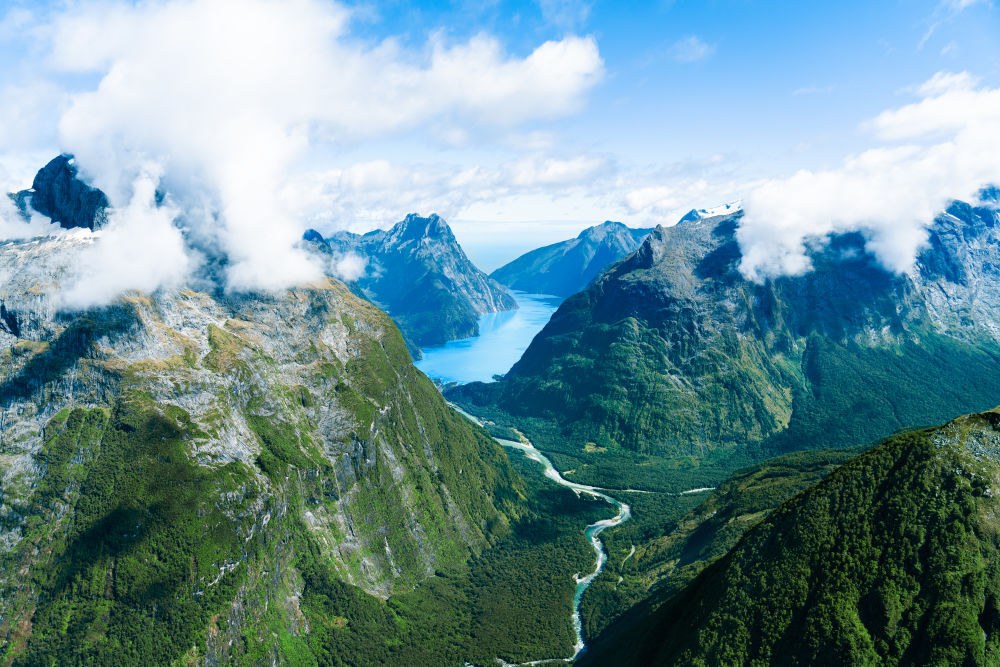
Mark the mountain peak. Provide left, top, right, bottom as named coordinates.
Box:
left=577, top=220, right=627, bottom=240
left=492, top=220, right=654, bottom=297
left=302, top=228, right=326, bottom=244
left=394, top=213, right=453, bottom=242
left=677, top=200, right=743, bottom=224
left=325, top=212, right=515, bottom=349
left=14, top=154, right=109, bottom=231
left=302, top=228, right=333, bottom=255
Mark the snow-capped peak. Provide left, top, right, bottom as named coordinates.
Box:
left=678, top=200, right=743, bottom=224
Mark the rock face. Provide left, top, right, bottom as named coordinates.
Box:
left=582, top=408, right=1000, bottom=666
left=12, top=155, right=109, bottom=230
left=452, top=194, right=1000, bottom=456
left=490, top=220, right=652, bottom=297
left=0, top=232, right=525, bottom=664
left=328, top=213, right=516, bottom=350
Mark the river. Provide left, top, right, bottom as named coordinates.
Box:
left=431, top=294, right=706, bottom=662
left=450, top=405, right=630, bottom=664
left=415, top=291, right=563, bottom=384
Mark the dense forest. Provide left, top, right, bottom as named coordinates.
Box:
left=0, top=394, right=615, bottom=666
left=580, top=411, right=1000, bottom=666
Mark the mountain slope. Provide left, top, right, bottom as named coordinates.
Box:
left=490, top=220, right=652, bottom=297
left=11, top=155, right=109, bottom=230
left=325, top=213, right=516, bottom=350
left=580, top=446, right=861, bottom=641
left=451, top=195, right=1000, bottom=466
left=0, top=232, right=527, bottom=664
left=581, top=408, right=1000, bottom=666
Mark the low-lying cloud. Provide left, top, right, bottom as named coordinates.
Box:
left=0, top=194, right=59, bottom=240
left=61, top=167, right=190, bottom=309
left=737, top=71, right=1000, bottom=281
left=3, top=0, right=603, bottom=306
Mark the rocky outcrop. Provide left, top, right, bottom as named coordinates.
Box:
left=12, top=155, right=109, bottom=230
left=328, top=213, right=517, bottom=350
left=490, top=220, right=652, bottom=297
left=0, top=232, right=526, bottom=663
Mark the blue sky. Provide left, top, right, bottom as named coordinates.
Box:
left=355, top=0, right=998, bottom=154
left=0, top=0, right=998, bottom=277
left=342, top=0, right=1000, bottom=267
left=341, top=0, right=999, bottom=168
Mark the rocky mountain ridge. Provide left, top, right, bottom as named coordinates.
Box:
left=490, top=220, right=652, bottom=298
left=451, top=191, right=1000, bottom=463
left=322, top=213, right=516, bottom=351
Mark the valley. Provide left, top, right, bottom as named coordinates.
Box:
left=1, top=6, right=998, bottom=659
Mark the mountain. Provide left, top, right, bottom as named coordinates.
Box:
left=0, top=231, right=530, bottom=664
left=322, top=213, right=516, bottom=351
left=11, top=155, right=109, bottom=230
left=581, top=408, right=1000, bottom=666
left=450, top=193, right=1000, bottom=482
left=490, top=220, right=652, bottom=297
left=580, top=446, right=861, bottom=641
left=675, top=200, right=742, bottom=224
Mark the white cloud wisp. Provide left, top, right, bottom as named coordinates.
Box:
left=737, top=71, right=1000, bottom=281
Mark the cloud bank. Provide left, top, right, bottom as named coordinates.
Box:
left=6, top=0, right=603, bottom=304
left=737, top=71, right=1000, bottom=281
left=61, top=166, right=190, bottom=309
left=284, top=154, right=612, bottom=230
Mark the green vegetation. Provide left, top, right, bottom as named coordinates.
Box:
left=0, top=284, right=563, bottom=665
left=765, top=333, right=1000, bottom=453
left=0, top=347, right=609, bottom=665
left=295, top=453, right=610, bottom=665
left=579, top=446, right=861, bottom=642
left=450, top=330, right=1000, bottom=497
left=5, top=395, right=257, bottom=666
left=450, top=215, right=1000, bottom=492
left=447, top=402, right=753, bottom=494
left=581, top=411, right=1000, bottom=666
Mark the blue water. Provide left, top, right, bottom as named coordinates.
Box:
left=415, top=290, right=563, bottom=384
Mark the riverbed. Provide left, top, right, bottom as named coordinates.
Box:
left=450, top=405, right=629, bottom=663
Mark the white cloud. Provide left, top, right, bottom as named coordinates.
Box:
left=911, top=70, right=980, bottom=97
left=330, top=252, right=367, bottom=282
left=737, top=71, right=1000, bottom=281
left=6, top=0, right=602, bottom=305
left=921, top=0, right=991, bottom=48
left=668, top=36, right=715, bottom=63
left=0, top=82, right=67, bottom=151
left=507, top=155, right=609, bottom=186
left=0, top=193, right=60, bottom=240
left=623, top=167, right=752, bottom=226
left=60, top=167, right=192, bottom=309
left=283, top=153, right=611, bottom=230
